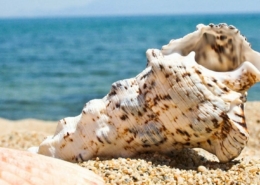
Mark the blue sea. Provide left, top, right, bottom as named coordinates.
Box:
left=1, top=14, right=260, bottom=120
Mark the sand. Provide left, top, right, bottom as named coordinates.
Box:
left=1, top=102, right=260, bottom=184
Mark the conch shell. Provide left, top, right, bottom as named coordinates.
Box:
left=32, top=23, right=260, bottom=162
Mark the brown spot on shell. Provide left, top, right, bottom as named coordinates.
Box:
left=108, top=90, right=117, bottom=96
left=220, top=35, right=227, bottom=40
left=126, top=137, right=134, bottom=144
left=148, top=114, right=156, bottom=119
left=164, top=104, right=169, bottom=110
left=78, top=153, right=84, bottom=162
left=212, top=118, right=220, bottom=128
left=152, top=50, right=156, bottom=57
left=159, top=64, right=164, bottom=70
left=233, top=120, right=247, bottom=129
left=162, top=94, right=171, bottom=100
left=206, top=127, right=212, bottom=133
left=159, top=137, right=168, bottom=144
left=63, top=132, right=70, bottom=140
left=97, top=136, right=104, bottom=143
left=115, top=103, right=120, bottom=108
left=195, top=69, right=202, bottom=75
left=207, top=83, right=213, bottom=87
left=142, top=144, right=151, bottom=148
left=223, top=87, right=229, bottom=92
left=120, top=114, right=129, bottom=121
left=176, top=129, right=190, bottom=137
left=60, top=143, right=66, bottom=149
left=182, top=72, right=191, bottom=78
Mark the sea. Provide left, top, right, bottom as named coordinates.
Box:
left=1, top=14, right=260, bottom=120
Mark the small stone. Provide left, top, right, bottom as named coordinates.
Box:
left=108, top=174, right=116, bottom=180
left=177, top=176, right=184, bottom=184
left=198, top=165, right=207, bottom=172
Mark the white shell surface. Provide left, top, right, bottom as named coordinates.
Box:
left=33, top=24, right=260, bottom=163
left=0, top=147, right=105, bottom=185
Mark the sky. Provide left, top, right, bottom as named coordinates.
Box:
left=0, top=0, right=260, bottom=18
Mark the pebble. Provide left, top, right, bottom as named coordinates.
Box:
left=198, top=165, right=207, bottom=172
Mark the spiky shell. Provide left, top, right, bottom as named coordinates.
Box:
left=32, top=24, right=260, bottom=163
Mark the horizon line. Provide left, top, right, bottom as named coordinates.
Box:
left=1, top=11, right=260, bottom=20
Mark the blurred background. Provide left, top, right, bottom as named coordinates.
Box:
left=1, top=0, right=260, bottom=120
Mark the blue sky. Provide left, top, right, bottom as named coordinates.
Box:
left=1, top=0, right=260, bottom=18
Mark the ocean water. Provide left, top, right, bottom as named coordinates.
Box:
left=1, top=14, right=260, bottom=120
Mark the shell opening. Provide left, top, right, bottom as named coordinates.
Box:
left=162, top=23, right=260, bottom=72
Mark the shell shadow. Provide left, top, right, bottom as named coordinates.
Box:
left=90, top=148, right=239, bottom=171
left=131, top=148, right=239, bottom=171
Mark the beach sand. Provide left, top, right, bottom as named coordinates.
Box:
left=1, top=102, right=260, bottom=184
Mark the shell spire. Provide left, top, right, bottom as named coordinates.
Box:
left=30, top=23, right=260, bottom=163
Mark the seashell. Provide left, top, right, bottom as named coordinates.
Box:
left=0, top=147, right=105, bottom=185
left=32, top=24, right=260, bottom=162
